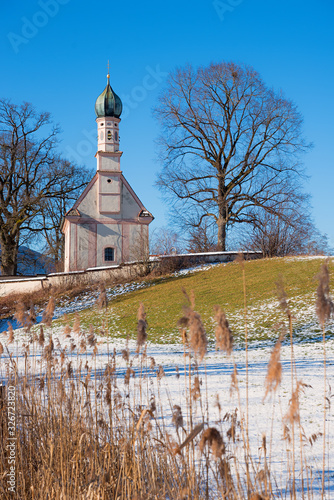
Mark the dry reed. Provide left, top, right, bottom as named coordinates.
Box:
left=136, top=302, right=147, bottom=351
left=315, top=259, right=333, bottom=499
left=41, top=296, right=55, bottom=326
left=0, top=264, right=332, bottom=499
left=214, top=305, right=234, bottom=355
left=178, top=289, right=207, bottom=362
left=263, top=333, right=284, bottom=401
left=199, top=427, right=225, bottom=459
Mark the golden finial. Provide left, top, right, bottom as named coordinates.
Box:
left=107, top=60, right=110, bottom=82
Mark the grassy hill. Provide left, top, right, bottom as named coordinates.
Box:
left=56, top=256, right=334, bottom=345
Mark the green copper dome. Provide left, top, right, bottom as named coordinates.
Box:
left=95, top=75, right=122, bottom=118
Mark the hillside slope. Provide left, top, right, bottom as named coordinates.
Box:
left=56, top=256, right=334, bottom=345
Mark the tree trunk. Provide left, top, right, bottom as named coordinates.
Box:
left=217, top=217, right=227, bottom=251
left=217, top=178, right=227, bottom=251
left=0, top=234, right=19, bottom=276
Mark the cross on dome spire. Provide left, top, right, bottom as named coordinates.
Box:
left=95, top=66, right=123, bottom=118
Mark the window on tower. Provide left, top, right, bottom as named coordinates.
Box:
left=104, top=247, right=115, bottom=261
left=107, top=130, right=112, bottom=140
left=115, top=131, right=118, bottom=141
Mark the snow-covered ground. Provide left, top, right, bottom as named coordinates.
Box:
left=0, top=322, right=333, bottom=498
left=0, top=256, right=333, bottom=497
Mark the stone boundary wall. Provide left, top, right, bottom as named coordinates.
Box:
left=157, top=250, right=261, bottom=264
left=0, top=251, right=262, bottom=298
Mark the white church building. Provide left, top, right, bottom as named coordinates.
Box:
left=61, top=73, right=153, bottom=272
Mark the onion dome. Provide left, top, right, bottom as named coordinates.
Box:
left=95, top=73, right=122, bottom=118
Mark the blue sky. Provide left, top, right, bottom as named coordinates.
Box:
left=1, top=0, right=334, bottom=247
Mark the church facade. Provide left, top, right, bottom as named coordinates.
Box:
left=61, top=74, right=153, bottom=272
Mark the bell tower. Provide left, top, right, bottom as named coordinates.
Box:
left=95, top=67, right=123, bottom=172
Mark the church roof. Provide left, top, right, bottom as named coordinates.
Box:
left=95, top=74, right=122, bottom=118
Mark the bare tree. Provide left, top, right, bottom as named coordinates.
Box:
left=154, top=62, right=310, bottom=251
left=31, top=169, right=92, bottom=271
left=186, top=219, right=217, bottom=253
left=132, top=227, right=150, bottom=269
left=150, top=227, right=183, bottom=255
left=240, top=193, right=331, bottom=257
left=0, top=99, right=89, bottom=275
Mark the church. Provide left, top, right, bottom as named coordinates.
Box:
left=61, top=73, right=153, bottom=272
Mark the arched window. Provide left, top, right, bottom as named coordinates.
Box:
left=107, top=130, right=112, bottom=141
left=115, top=131, right=118, bottom=141
left=104, top=247, right=114, bottom=261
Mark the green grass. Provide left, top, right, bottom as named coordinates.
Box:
left=55, top=256, right=334, bottom=344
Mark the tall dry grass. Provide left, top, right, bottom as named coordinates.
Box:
left=0, top=260, right=332, bottom=499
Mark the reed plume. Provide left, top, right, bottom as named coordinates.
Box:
left=263, top=333, right=285, bottom=401
left=42, top=296, right=55, bottom=326
left=64, top=324, right=72, bottom=338
left=124, top=367, right=135, bottom=385
left=191, top=376, right=201, bottom=401
left=44, top=336, right=54, bottom=361
left=284, top=380, right=303, bottom=425
left=121, top=348, right=130, bottom=362
left=14, top=300, right=28, bottom=327
left=316, top=259, right=333, bottom=327
left=199, top=427, right=225, bottom=459
left=7, top=323, right=14, bottom=344
left=96, top=283, right=108, bottom=310
left=157, top=365, right=165, bottom=380
left=230, top=365, right=239, bottom=397
left=87, top=325, right=97, bottom=348
left=178, top=289, right=207, bottom=362
left=136, top=302, right=147, bottom=350
left=214, top=305, right=233, bottom=355
left=172, top=405, right=184, bottom=431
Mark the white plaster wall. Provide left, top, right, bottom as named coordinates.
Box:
left=121, top=185, right=141, bottom=219
left=99, top=174, right=120, bottom=194
left=96, top=223, right=122, bottom=266
left=0, top=279, right=48, bottom=296
left=64, top=224, right=70, bottom=273
left=99, top=155, right=120, bottom=171
left=0, top=263, right=151, bottom=297
left=76, top=175, right=142, bottom=222
left=76, top=224, right=90, bottom=270
left=77, top=179, right=99, bottom=219
left=100, top=195, right=120, bottom=213
left=69, top=224, right=77, bottom=271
